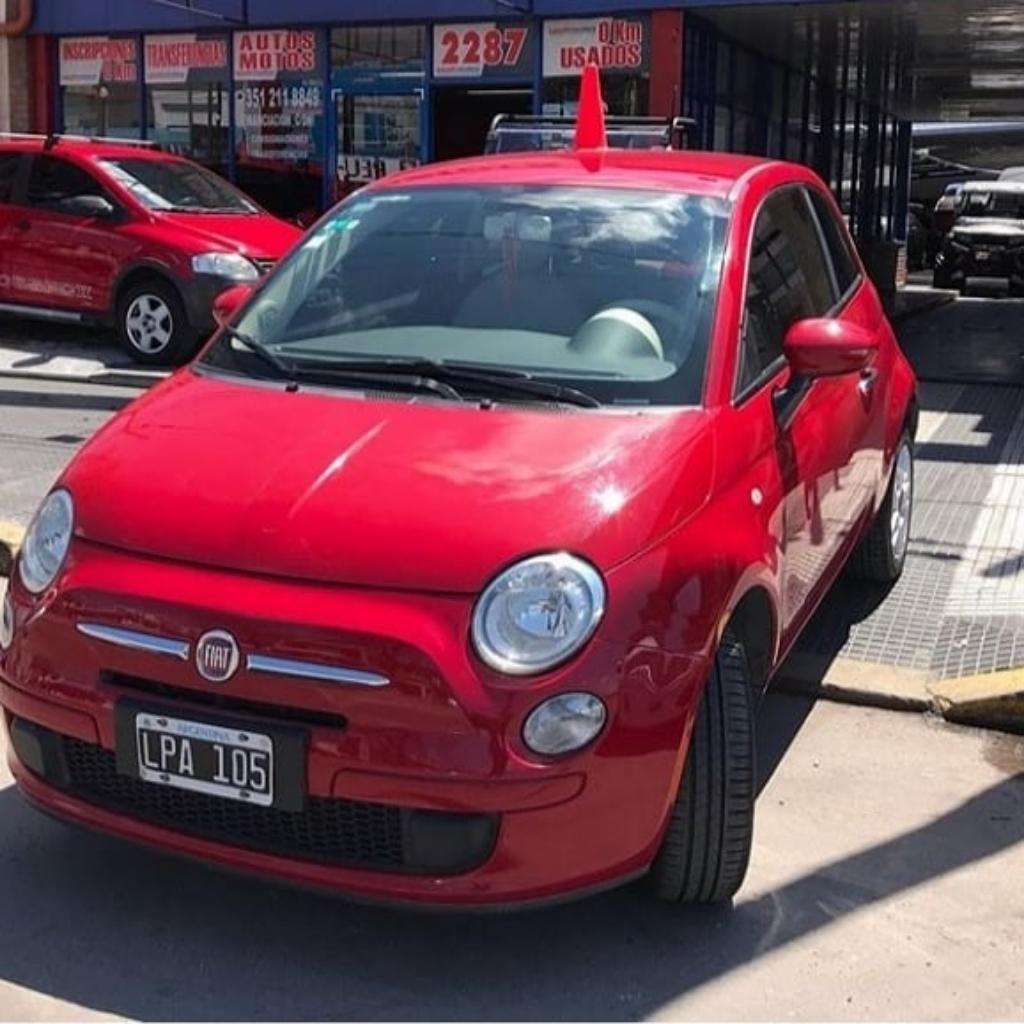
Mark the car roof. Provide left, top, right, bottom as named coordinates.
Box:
left=0, top=136, right=182, bottom=162
left=961, top=179, right=1024, bottom=195
left=369, top=148, right=781, bottom=201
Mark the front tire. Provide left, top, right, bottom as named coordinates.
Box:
left=648, top=632, right=755, bottom=904
left=117, top=279, right=197, bottom=366
left=850, top=433, right=914, bottom=584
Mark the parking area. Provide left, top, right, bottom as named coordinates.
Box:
left=0, top=293, right=1022, bottom=1019
left=0, top=694, right=1021, bottom=1021
left=779, top=293, right=1024, bottom=717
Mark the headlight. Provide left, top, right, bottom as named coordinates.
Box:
left=471, top=553, right=605, bottom=676
left=19, top=489, right=74, bottom=594
left=191, top=252, right=258, bottom=281
left=0, top=589, right=13, bottom=650
left=523, top=692, right=607, bottom=756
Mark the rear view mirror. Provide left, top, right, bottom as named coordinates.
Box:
left=213, top=284, right=254, bottom=326
left=783, top=318, right=877, bottom=378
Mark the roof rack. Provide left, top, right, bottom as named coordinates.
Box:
left=0, top=132, right=159, bottom=150
left=485, top=114, right=697, bottom=155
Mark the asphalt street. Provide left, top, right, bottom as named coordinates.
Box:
left=0, top=315, right=1023, bottom=1020
left=0, top=693, right=1020, bottom=1021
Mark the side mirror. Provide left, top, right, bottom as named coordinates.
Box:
left=57, top=194, right=117, bottom=219
left=782, top=318, right=877, bottom=378
left=213, top=283, right=254, bottom=325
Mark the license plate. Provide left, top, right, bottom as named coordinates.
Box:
left=136, top=712, right=274, bottom=806
left=115, top=700, right=306, bottom=812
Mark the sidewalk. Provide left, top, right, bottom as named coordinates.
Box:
left=0, top=320, right=164, bottom=389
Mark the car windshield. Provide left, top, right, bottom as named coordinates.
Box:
left=99, top=158, right=257, bottom=213
left=203, top=185, right=729, bottom=407
left=959, top=190, right=1024, bottom=221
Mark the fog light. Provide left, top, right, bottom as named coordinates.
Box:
left=522, top=692, right=606, bottom=756
left=0, top=589, right=13, bottom=650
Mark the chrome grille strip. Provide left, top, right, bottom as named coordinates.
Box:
left=76, top=623, right=190, bottom=661
left=246, top=654, right=389, bottom=688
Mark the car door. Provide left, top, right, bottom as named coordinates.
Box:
left=11, top=154, right=128, bottom=314
left=737, top=185, right=875, bottom=639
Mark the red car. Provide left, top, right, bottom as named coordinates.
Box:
left=0, top=71, right=916, bottom=909
left=0, top=135, right=301, bottom=364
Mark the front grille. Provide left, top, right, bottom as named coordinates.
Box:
left=11, top=726, right=499, bottom=876
left=62, top=736, right=408, bottom=869
left=102, top=672, right=347, bottom=731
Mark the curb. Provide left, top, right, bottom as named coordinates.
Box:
left=0, top=367, right=164, bottom=390
left=0, top=521, right=24, bottom=579
left=776, top=653, right=1024, bottom=734
left=774, top=654, right=931, bottom=712
left=891, top=288, right=957, bottom=324
left=930, top=669, right=1024, bottom=734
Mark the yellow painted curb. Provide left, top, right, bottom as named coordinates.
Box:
left=0, top=520, right=24, bottom=578
left=929, top=669, right=1024, bottom=731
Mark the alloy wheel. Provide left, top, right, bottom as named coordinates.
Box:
left=125, top=294, right=174, bottom=355
left=889, top=442, right=913, bottom=563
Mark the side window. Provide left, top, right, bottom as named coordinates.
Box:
left=737, top=188, right=837, bottom=396
left=0, top=154, right=21, bottom=203
left=808, top=188, right=860, bottom=297
left=25, top=156, right=106, bottom=212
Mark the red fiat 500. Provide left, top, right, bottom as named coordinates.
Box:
left=1, top=72, right=916, bottom=909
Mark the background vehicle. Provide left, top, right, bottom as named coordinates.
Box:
left=933, top=179, right=1024, bottom=293
left=1, top=72, right=917, bottom=909
left=0, top=134, right=301, bottom=364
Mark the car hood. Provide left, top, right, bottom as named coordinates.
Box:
left=63, top=370, right=714, bottom=593
left=954, top=218, right=1024, bottom=239
left=153, top=211, right=302, bottom=258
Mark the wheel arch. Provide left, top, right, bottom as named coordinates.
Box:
left=111, top=260, right=185, bottom=321
left=720, top=581, right=779, bottom=689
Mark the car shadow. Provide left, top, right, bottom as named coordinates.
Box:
left=0, top=696, right=1020, bottom=1022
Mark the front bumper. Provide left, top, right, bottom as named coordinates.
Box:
left=1, top=539, right=706, bottom=907
left=937, top=243, right=1024, bottom=281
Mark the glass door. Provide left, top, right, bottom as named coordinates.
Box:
left=333, top=90, right=425, bottom=199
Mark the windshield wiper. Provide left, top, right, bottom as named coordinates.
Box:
left=287, top=356, right=602, bottom=409
left=222, top=324, right=295, bottom=379
left=223, top=336, right=464, bottom=401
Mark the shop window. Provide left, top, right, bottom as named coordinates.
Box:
left=59, top=36, right=141, bottom=139
left=541, top=16, right=651, bottom=117
left=233, top=29, right=325, bottom=223
left=336, top=93, right=421, bottom=192
left=330, top=25, right=425, bottom=73
left=144, top=34, right=231, bottom=177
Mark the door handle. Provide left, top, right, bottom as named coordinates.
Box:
left=858, top=367, right=878, bottom=397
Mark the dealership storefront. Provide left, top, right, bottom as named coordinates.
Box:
left=22, top=0, right=915, bottom=286
left=43, top=11, right=678, bottom=222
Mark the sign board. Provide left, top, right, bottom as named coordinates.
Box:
left=59, top=36, right=138, bottom=87
left=144, top=34, right=228, bottom=86
left=233, top=30, right=318, bottom=81
left=433, top=22, right=534, bottom=79
left=233, top=29, right=323, bottom=165
left=542, top=17, right=650, bottom=78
